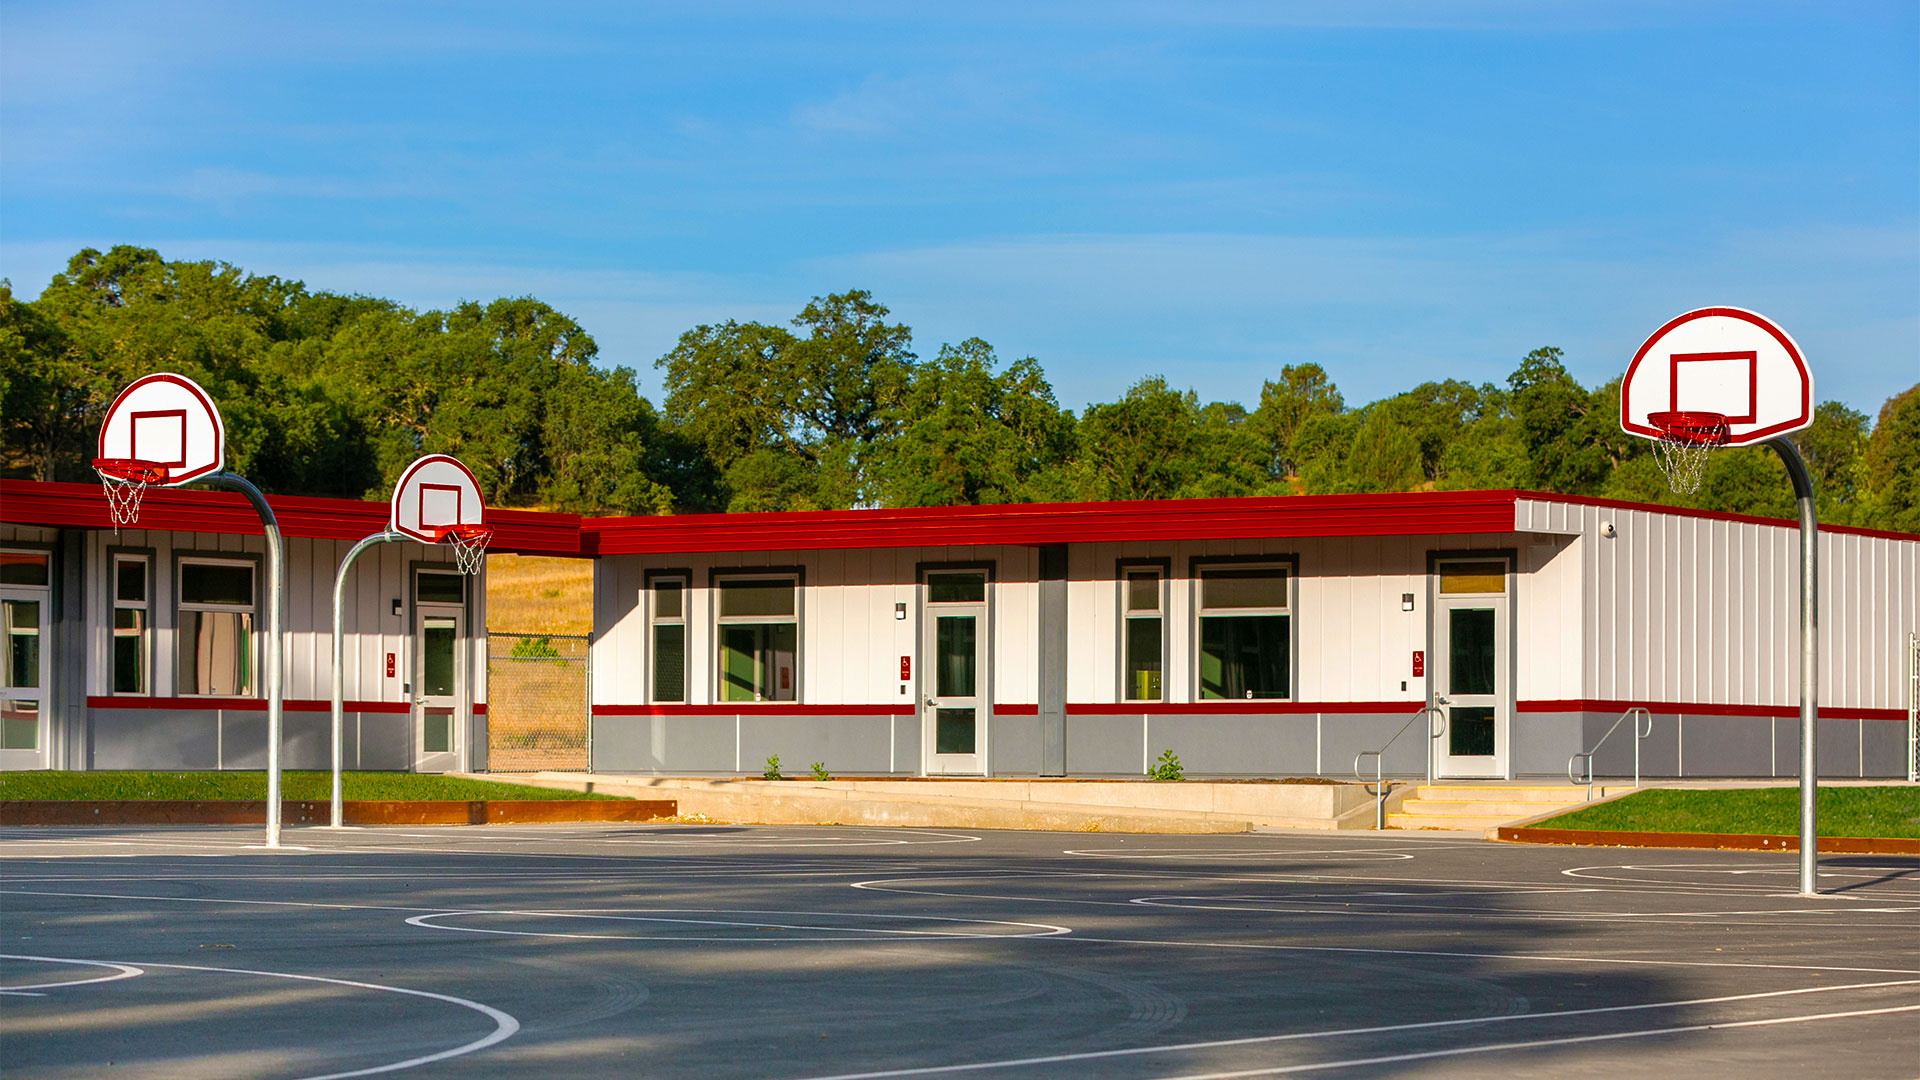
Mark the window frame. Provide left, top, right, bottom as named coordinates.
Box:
left=645, top=568, right=692, bottom=704
left=173, top=552, right=261, bottom=698
left=109, top=548, right=153, bottom=696
left=708, top=566, right=804, bottom=704
left=1188, top=554, right=1299, bottom=703
left=1117, top=558, right=1170, bottom=702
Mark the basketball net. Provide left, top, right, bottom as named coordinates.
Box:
left=1646, top=411, right=1728, bottom=495
left=92, top=458, right=168, bottom=530
left=437, top=523, right=493, bottom=575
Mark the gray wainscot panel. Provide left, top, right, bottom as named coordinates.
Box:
left=89, top=709, right=219, bottom=770
left=990, top=712, right=1042, bottom=776
left=1322, top=712, right=1434, bottom=777
left=1677, top=713, right=1774, bottom=777
left=1155, top=713, right=1316, bottom=777
left=1510, top=712, right=1583, bottom=778
left=1063, top=714, right=1143, bottom=775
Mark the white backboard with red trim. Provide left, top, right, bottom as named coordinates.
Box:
left=97, top=372, right=225, bottom=486
left=1621, top=307, right=1813, bottom=447
left=390, top=454, right=485, bottom=542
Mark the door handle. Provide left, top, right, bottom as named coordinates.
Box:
left=924, top=698, right=938, bottom=708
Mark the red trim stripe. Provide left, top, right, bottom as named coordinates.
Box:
left=87, top=696, right=490, bottom=715
left=593, top=704, right=912, bottom=717
left=1517, top=699, right=1905, bottom=722
left=591, top=699, right=1907, bottom=722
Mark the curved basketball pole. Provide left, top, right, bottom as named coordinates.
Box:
left=327, top=530, right=407, bottom=829
left=199, top=472, right=287, bottom=848
left=1766, top=436, right=1820, bottom=897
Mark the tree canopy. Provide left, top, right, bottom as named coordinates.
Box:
left=3, top=246, right=1915, bottom=532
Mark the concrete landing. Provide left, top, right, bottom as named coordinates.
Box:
left=469, top=773, right=1404, bottom=833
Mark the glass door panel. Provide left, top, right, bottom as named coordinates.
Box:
left=0, top=591, right=48, bottom=767
left=1436, top=599, right=1505, bottom=778
left=923, top=591, right=987, bottom=775
left=414, top=610, right=462, bottom=773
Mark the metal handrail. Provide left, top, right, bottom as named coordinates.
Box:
left=1567, top=707, right=1654, bottom=800
left=1353, top=704, right=1446, bottom=830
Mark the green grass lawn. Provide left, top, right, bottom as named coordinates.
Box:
left=0, top=771, right=619, bottom=802
left=1538, top=786, right=1920, bottom=839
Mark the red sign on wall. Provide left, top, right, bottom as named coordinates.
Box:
left=386, top=652, right=396, bottom=678
left=1411, top=650, right=1425, bottom=677
left=899, top=656, right=911, bottom=681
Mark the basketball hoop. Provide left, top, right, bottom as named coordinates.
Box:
left=1646, top=411, right=1728, bottom=495
left=436, top=523, right=493, bottom=575
left=92, top=458, right=169, bottom=528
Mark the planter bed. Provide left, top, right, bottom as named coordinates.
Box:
left=0, top=798, right=677, bottom=827
left=1495, top=825, right=1920, bottom=855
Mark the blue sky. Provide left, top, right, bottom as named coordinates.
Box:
left=2, top=1, right=1915, bottom=416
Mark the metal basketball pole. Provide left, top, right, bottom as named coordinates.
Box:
left=1767, top=437, right=1819, bottom=896
left=206, top=473, right=286, bottom=849
left=329, top=531, right=405, bottom=828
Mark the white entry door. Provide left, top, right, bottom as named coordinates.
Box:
left=1433, top=559, right=1509, bottom=779
left=413, top=606, right=463, bottom=773
left=922, top=571, right=988, bottom=776
left=0, top=589, right=50, bottom=770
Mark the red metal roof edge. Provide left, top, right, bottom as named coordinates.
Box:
left=579, top=489, right=1522, bottom=554
left=1, top=479, right=581, bottom=556
left=1512, top=490, right=1920, bottom=542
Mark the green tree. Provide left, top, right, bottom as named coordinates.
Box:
left=1248, top=363, right=1344, bottom=479
left=1863, top=384, right=1920, bottom=532
left=873, top=338, right=1072, bottom=507
left=1070, top=377, right=1202, bottom=501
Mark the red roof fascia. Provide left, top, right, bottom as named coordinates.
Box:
left=580, top=489, right=1523, bottom=555
left=1, top=479, right=581, bottom=556
left=1513, top=490, right=1920, bottom=542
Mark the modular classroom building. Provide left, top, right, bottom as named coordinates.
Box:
left=4, top=480, right=1916, bottom=780
left=0, top=479, right=579, bottom=774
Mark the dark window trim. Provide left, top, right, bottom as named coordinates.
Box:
left=1187, top=553, right=1300, bottom=703
left=1424, top=547, right=1518, bottom=738
left=171, top=549, right=263, bottom=699
left=1116, top=557, right=1171, bottom=702
left=708, top=566, right=805, bottom=704
left=643, top=567, right=692, bottom=704
left=106, top=545, right=156, bottom=697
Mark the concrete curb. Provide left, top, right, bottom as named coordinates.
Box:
left=0, top=799, right=677, bottom=827
left=1494, top=825, right=1920, bottom=854
left=477, top=773, right=1409, bottom=833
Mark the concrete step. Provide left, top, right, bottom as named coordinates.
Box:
left=1397, top=799, right=1583, bottom=818
left=1413, top=785, right=1592, bottom=803
left=1385, top=812, right=1515, bottom=831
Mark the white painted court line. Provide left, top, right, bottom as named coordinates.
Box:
left=1140, top=1004, right=1920, bottom=1079
left=786, top=980, right=1920, bottom=1080
left=0, top=954, right=519, bottom=1079
left=406, top=908, right=1073, bottom=942
left=0, top=955, right=143, bottom=995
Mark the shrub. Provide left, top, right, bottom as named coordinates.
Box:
left=1148, top=750, right=1184, bottom=781
left=809, top=761, right=831, bottom=780
left=763, top=754, right=783, bottom=780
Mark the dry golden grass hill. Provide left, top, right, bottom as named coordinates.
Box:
left=485, top=553, right=592, bottom=636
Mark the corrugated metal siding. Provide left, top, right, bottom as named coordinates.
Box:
left=1517, top=497, right=1919, bottom=711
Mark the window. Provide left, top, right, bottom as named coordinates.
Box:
left=1439, top=561, right=1507, bottom=595
left=177, top=559, right=254, bottom=696
left=650, top=576, right=687, bottom=703
left=416, top=571, right=465, bottom=604
left=113, top=555, right=150, bottom=694
left=715, top=576, right=797, bottom=702
left=0, top=551, right=49, bottom=587
left=1196, top=564, right=1291, bottom=700
left=1122, top=568, right=1163, bottom=701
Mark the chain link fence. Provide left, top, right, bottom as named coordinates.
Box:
left=486, top=632, right=590, bottom=772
